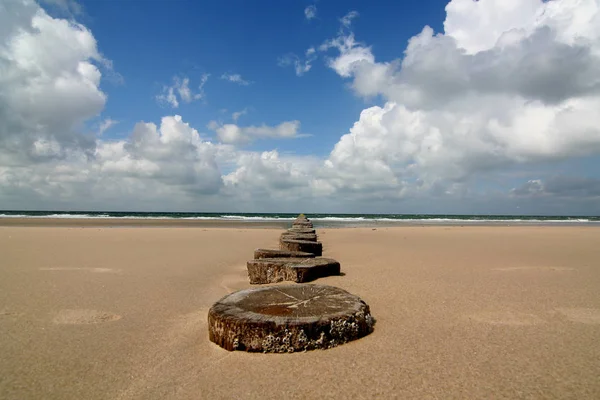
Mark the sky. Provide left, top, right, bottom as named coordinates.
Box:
left=1, top=0, right=600, bottom=215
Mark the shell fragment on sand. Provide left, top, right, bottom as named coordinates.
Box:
left=254, top=249, right=315, bottom=259
left=280, top=239, right=322, bottom=256
left=208, top=284, right=374, bottom=352
left=247, top=257, right=340, bottom=284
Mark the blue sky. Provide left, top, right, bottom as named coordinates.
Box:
left=1, top=0, right=600, bottom=214
left=86, top=0, right=445, bottom=156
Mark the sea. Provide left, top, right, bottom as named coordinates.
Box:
left=0, top=211, right=598, bottom=227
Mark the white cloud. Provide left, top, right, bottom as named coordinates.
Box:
left=232, top=108, right=247, bottom=122
left=319, top=0, right=600, bottom=196
left=224, top=150, right=312, bottom=191
left=0, top=110, right=320, bottom=210
left=443, top=0, right=600, bottom=55
left=40, top=0, right=83, bottom=16
left=320, top=33, right=374, bottom=77
left=220, top=73, right=251, bottom=86
left=156, top=74, right=209, bottom=108
left=3, top=0, right=600, bottom=213
left=156, top=86, right=178, bottom=108
left=0, top=0, right=109, bottom=164
left=209, top=120, right=302, bottom=145
left=176, top=78, right=195, bottom=103
left=304, top=5, right=317, bottom=21
left=0, top=2, right=226, bottom=208
left=278, top=11, right=362, bottom=78
left=98, top=118, right=118, bottom=136
left=0, top=115, right=225, bottom=210
left=216, top=149, right=327, bottom=211
left=511, top=176, right=600, bottom=199
left=340, top=11, right=359, bottom=28
left=99, top=115, right=222, bottom=194
left=278, top=47, right=318, bottom=76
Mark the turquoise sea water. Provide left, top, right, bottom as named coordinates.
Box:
left=0, top=211, right=598, bottom=227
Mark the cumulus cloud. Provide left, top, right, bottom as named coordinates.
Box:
left=304, top=5, right=317, bottom=21
left=0, top=0, right=109, bottom=165
left=224, top=150, right=312, bottom=192
left=319, top=0, right=600, bottom=196
left=208, top=120, right=302, bottom=145
left=320, top=32, right=374, bottom=78
left=0, top=115, right=225, bottom=210
left=3, top=0, right=600, bottom=213
left=156, top=74, right=209, bottom=108
left=220, top=73, right=251, bottom=86
left=0, top=1, right=318, bottom=211
left=0, top=1, right=225, bottom=209
left=216, top=149, right=327, bottom=211
left=99, top=115, right=222, bottom=194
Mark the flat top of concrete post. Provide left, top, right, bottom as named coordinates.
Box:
left=249, top=257, right=337, bottom=267
left=253, top=249, right=315, bottom=258
left=215, top=284, right=367, bottom=322
left=292, top=222, right=313, bottom=227
left=281, top=238, right=321, bottom=244
left=281, top=232, right=317, bottom=240
left=288, top=227, right=316, bottom=234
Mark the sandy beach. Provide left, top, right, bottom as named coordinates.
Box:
left=1, top=221, right=599, bottom=399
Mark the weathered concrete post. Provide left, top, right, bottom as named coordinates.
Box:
left=208, top=284, right=375, bottom=352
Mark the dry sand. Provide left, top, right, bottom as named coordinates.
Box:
left=1, top=222, right=599, bottom=399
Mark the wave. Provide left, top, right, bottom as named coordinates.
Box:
left=0, top=213, right=172, bottom=219
left=217, top=215, right=294, bottom=221
left=310, top=216, right=594, bottom=223
left=0, top=212, right=596, bottom=224
left=0, top=213, right=102, bottom=219
left=0, top=213, right=294, bottom=221
left=360, top=218, right=594, bottom=223
left=316, top=217, right=367, bottom=221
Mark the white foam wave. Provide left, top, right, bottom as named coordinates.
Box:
left=313, top=217, right=593, bottom=223
left=0, top=214, right=594, bottom=224
left=315, top=217, right=366, bottom=221
left=0, top=213, right=170, bottom=219
left=217, top=215, right=294, bottom=221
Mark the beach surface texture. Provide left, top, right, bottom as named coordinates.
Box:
left=1, top=221, right=599, bottom=399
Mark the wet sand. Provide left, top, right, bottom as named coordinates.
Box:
left=1, top=223, right=599, bottom=399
